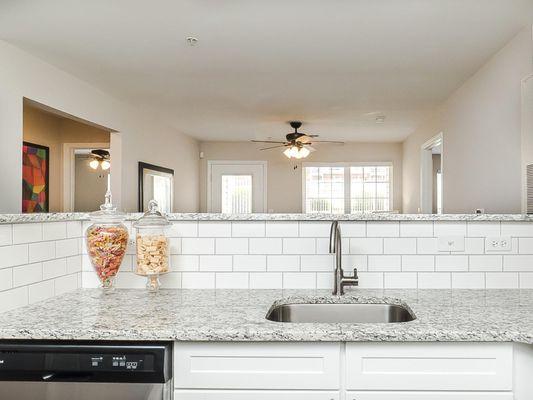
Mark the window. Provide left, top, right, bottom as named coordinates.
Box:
left=221, top=175, right=252, bottom=213
left=303, top=164, right=392, bottom=214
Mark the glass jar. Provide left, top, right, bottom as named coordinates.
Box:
left=86, top=191, right=129, bottom=292
left=133, top=200, right=171, bottom=291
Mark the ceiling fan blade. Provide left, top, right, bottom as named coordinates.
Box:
left=251, top=140, right=287, bottom=144
left=296, top=135, right=312, bottom=144
left=305, top=145, right=317, bottom=152
left=309, top=140, right=345, bottom=144
left=259, top=145, right=288, bottom=150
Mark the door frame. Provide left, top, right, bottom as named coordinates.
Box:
left=420, top=133, right=443, bottom=214
left=206, top=160, right=268, bottom=213
left=62, top=142, right=110, bottom=212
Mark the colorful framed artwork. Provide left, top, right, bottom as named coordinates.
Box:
left=22, top=141, right=49, bottom=213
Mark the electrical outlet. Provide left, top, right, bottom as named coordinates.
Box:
left=437, top=236, right=465, bottom=252
left=485, top=236, right=512, bottom=252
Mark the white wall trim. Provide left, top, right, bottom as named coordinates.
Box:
left=420, top=133, right=443, bottom=214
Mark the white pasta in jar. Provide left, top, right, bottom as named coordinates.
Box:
left=136, top=234, right=169, bottom=275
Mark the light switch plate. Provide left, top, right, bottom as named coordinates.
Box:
left=437, top=236, right=465, bottom=252
left=485, top=236, right=512, bottom=252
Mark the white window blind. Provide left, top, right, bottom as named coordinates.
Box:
left=304, top=164, right=392, bottom=214
left=221, top=175, right=252, bottom=213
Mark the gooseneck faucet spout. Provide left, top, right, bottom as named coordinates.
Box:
left=329, top=221, right=358, bottom=295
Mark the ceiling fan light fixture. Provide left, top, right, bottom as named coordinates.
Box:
left=89, top=159, right=100, bottom=169
left=299, top=147, right=310, bottom=158
left=101, top=160, right=111, bottom=170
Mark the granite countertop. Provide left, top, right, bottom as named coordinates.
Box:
left=0, top=288, right=531, bottom=343
left=2, top=212, right=533, bottom=224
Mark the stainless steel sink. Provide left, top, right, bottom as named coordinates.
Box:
left=266, top=303, right=415, bottom=323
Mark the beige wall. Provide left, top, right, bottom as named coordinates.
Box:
left=23, top=105, right=110, bottom=212
left=403, top=27, right=533, bottom=213
left=199, top=141, right=403, bottom=213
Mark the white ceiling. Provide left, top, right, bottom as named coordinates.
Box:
left=1, top=0, right=532, bottom=142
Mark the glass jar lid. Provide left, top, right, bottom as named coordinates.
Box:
left=89, top=190, right=126, bottom=223
left=133, top=200, right=171, bottom=228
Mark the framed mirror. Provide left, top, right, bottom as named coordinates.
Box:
left=138, top=162, right=174, bottom=213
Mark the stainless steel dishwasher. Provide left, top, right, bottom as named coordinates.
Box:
left=0, top=341, right=173, bottom=400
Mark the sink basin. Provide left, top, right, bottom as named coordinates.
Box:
left=266, top=303, right=415, bottom=323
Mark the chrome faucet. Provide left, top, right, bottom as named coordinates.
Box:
left=329, top=221, right=358, bottom=295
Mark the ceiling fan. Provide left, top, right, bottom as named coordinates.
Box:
left=251, top=121, right=344, bottom=159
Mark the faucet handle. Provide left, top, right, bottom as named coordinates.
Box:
left=352, top=267, right=358, bottom=279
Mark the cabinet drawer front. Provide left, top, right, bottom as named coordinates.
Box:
left=175, top=390, right=340, bottom=399
left=345, top=342, right=512, bottom=391
left=174, top=342, right=340, bottom=390
left=346, top=391, right=513, bottom=400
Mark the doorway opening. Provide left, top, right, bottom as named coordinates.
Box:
left=420, top=133, right=443, bottom=214
left=22, top=98, right=117, bottom=213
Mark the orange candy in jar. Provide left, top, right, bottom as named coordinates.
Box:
left=86, top=191, right=129, bottom=291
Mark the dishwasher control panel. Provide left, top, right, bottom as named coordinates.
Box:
left=0, top=341, right=172, bottom=383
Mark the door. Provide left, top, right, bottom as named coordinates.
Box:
left=207, top=161, right=267, bottom=213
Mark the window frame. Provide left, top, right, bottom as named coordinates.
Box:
left=301, top=161, right=394, bottom=214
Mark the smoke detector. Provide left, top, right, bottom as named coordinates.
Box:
left=375, top=115, right=386, bottom=124
left=186, top=37, right=199, bottom=46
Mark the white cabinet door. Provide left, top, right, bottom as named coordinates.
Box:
left=346, top=392, right=513, bottom=400
left=174, top=342, right=340, bottom=390
left=345, top=342, right=513, bottom=391
left=175, top=390, right=339, bottom=400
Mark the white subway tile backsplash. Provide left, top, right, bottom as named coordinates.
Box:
left=316, top=272, right=334, bottom=289
left=265, top=222, right=298, bottom=237
left=182, top=272, right=215, bottom=289
left=469, top=255, right=502, bottom=272
left=181, top=238, right=215, bottom=254
left=384, top=272, right=417, bottom=289
left=199, top=255, right=233, bottom=271
left=249, top=238, right=282, bottom=254
left=435, top=255, right=468, bottom=271
left=249, top=272, right=282, bottom=289
left=233, top=255, right=266, bottom=271
left=66, top=221, right=83, bottom=238
left=400, top=222, right=433, bottom=237
left=418, top=273, right=451, bottom=289
left=0, top=268, right=13, bottom=291
left=502, top=222, right=533, bottom=237
left=0, top=286, right=28, bottom=313
left=13, top=263, right=42, bottom=287
left=216, top=272, right=249, bottom=289
left=350, top=238, right=383, bottom=254
left=340, top=222, right=366, bottom=237
left=216, top=238, right=248, bottom=254
left=29, top=241, right=55, bottom=263
left=283, top=238, right=315, bottom=254
left=368, top=255, right=401, bottom=271
left=519, top=238, right=533, bottom=254
left=42, top=222, right=67, bottom=240
left=267, top=255, right=300, bottom=272
left=356, top=272, right=384, bottom=288
left=232, top=222, right=265, bottom=237
left=342, top=255, right=368, bottom=271
left=159, top=272, right=182, bottom=288
left=66, top=255, right=82, bottom=274
left=519, top=273, right=533, bottom=288
left=434, top=222, right=467, bottom=237
left=463, top=238, right=485, bottom=254
left=116, top=272, right=146, bottom=289
left=168, top=238, right=181, bottom=254
left=299, top=222, right=331, bottom=237
left=43, top=258, right=67, bottom=280
left=54, top=274, right=79, bottom=295
left=0, top=225, right=12, bottom=246
left=13, top=223, right=42, bottom=244
left=366, top=222, right=399, bottom=237
left=170, top=255, right=199, bottom=271
left=55, top=238, right=80, bottom=258
left=300, top=255, right=334, bottom=271
left=316, top=237, right=349, bottom=254
left=168, top=222, right=198, bottom=237
left=283, top=272, right=316, bottom=289
left=503, top=255, right=533, bottom=271
left=0, top=244, right=28, bottom=268
left=451, top=273, right=485, bottom=289
left=467, top=222, right=500, bottom=237
left=486, top=272, right=518, bottom=289
left=401, top=255, right=434, bottom=272
left=29, top=280, right=55, bottom=304
left=384, top=238, right=416, bottom=254
left=199, top=222, right=231, bottom=237
left=416, top=238, right=439, bottom=254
